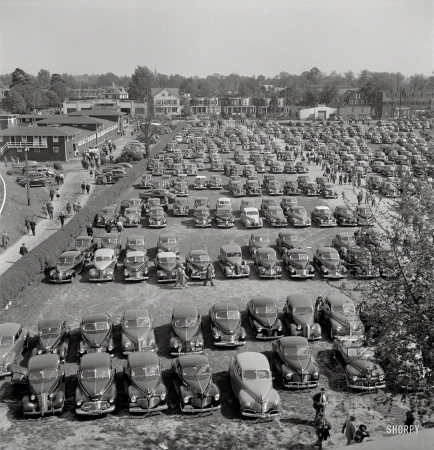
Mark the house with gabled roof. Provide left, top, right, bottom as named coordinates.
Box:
left=151, top=88, right=181, bottom=116
left=331, top=90, right=371, bottom=120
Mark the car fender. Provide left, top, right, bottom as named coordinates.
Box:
left=289, top=323, right=299, bottom=336
left=345, top=364, right=362, bottom=377
left=238, top=388, right=255, bottom=404
left=312, top=323, right=321, bottom=336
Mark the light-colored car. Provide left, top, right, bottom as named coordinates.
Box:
left=89, top=248, right=117, bottom=282
left=241, top=207, right=263, bottom=228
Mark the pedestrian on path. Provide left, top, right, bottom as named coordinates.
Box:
left=47, top=201, right=54, bottom=219
left=24, top=216, right=31, bottom=235
left=4, top=156, right=7, bottom=167
left=66, top=202, right=72, bottom=217
left=76, top=202, right=81, bottom=213
left=116, top=219, right=123, bottom=235
left=175, top=263, right=188, bottom=288
left=86, top=224, right=93, bottom=237
left=59, top=173, right=64, bottom=184
left=81, top=182, right=86, bottom=194
left=2, top=232, right=9, bottom=249
left=29, top=218, right=36, bottom=236
left=72, top=201, right=78, bottom=215
left=104, top=222, right=112, bottom=233
left=86, top=183, right=90, bottom=194
left=371, top=195, right=376, bottom=207
left=203, top=262, right=215, bottom=286
left=354, top=424, right=370, bottom=443
left=19, top=243, right=28, bottom=256
left=49, top=187, right=55, bottom=201
left=342, top=415, right=356, bottom=445
left=58, top=211, right=66, bottom=227
left=42, top=203, right=48, bottom=219
left=56, top=188, right=60, bottom=200
left=357, top=191, right=363, bottom=205
left=314, top=412, right=332, bottom=450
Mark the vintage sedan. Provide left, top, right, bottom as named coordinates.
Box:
left=273, top=337, right=319, bottom=389
left=284, top=161, right=298, bottom=173
left=287, top=205, right=311, bottom=227
left=313, top=247, right=347, bottom=279
left=260, top=198, right=277, bottom=215
left=174, top=181, right=189, bottom=197
left=332, top=232, right=357, bottom=254
left=209, top=175, right=223, bottom=189
left=124, top=251, right=149, bottom=281
left=185, top=250, right=213, bottom=280
left=193, top=206, right=212, bottom=227
left=194, top=175, right=208, bottom=189
left=280, top=196, right=297, bottom=214
left=267, top=180, right=283, bottom=196
left=75, top=353, right=116, bottom=415
left=209, top=303, right=246, bottom=347
left=170, top=305, right=204, bottom=356
left=140, top=174, right=154, bottom=189
left=333, top=205, right=358, bottom=226
left=311, top=206, right=337, bottom=227
left=100, top=233, right=121, bottom=257
left=194, top=197, right=210, bottom=210
left=302, top=181, right=320, bottom=196
left=320, top=294, right=364, bottom=339
left=173, top=197, right=189, bottom=216
left=157, top=233, right=179, bottom=255
left=296, top=162, right=309, bottom=173
left=253, top=248, right=282, bottom=279
left=21, top=354, right=65, bottom=416
left=248, top=232, right=270, bottom=257
left=121, top=309, right=156, bottom=354
left=282, top=249, right=315, bottom=279
left=89, top=248, right=118, bottom=282
left=246, top=179, right=261, bottom=196
left=48, top=250, right=85, bottom=283
left=255, top=161, right=267, bottom=173
left=155, top=252, right=179, bottom=283
left=142, top=197, right=161, bottom=215
left=148, top=206, right=167, bottom=228
left=123, top=207, right=141, bottom=227
left=124, top=352, right=168, bottom=413
left=96, top=206, right=118, bottom=227
left=297, top=175, right=310, bottom=189
left=78, top=313, right=114, bottom=355
left=18, top=175, right=51, bottom=188
left=74, top=236, right=98, bottom=265
left=321, top=183, right=339, bottom=198
left=126, top=234, right=146, bottom=252
left=276, top=230, right=299, bottom=254
left=265, top=206, right=288, bottom=227
left=283, top=180, right=300, bottom=195
left=247, top=297, right=283, bottom=339
left=215, top=206, right=235, bottom=228
left=230, top=181, right=246, bottom=197
left=32, top=319, right=69, bottom=362
left=240, top=207, right=263, bottom=228
left=218, top=245, right=250, bottom=278
left=240, top=198, right=256, bottom=213
left=229, top=352, right=280, bottom=418
left=283, top=294, right=321, bottom=340
left=341, top=247, right=380, bottom=278
left=380, top=181, right=399, bottom=198
left=333, top=336, right=386, bottom=391
left=262, top=174, right=276, bottom=189
left=172, top=355, right=220, bottom=413
left=356, top=205, right=375, bottom=226
left=0, top=323, right=29, bottom=377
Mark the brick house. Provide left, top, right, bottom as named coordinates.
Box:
left=333, top=90, right=371, bottom=120
left=187, top=93, right=221, bottom=116
left=220, top=95, right=256, bottom=117
left=375, top=89, right=434, bottom=119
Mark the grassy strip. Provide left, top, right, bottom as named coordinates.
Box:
left=0, top=122, right=186, bottom=308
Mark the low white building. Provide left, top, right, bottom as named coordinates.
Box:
left=283, top=104, right=336, bottom=119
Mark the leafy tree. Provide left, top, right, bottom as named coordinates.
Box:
left=50, top=73, right=64, bottom=85
left=43, top=90, right=60, bottom=106
left=3, top=89, right=26, bottom=113
left=129, top=65, right=155, bottom=106
left=37, top=69, right=51, bottom=87
left=50, top=81, right=68, bottom=102
left=302, top=88, right=319, bottom=106
left=10, top=68, right=30, bottom=87
left=307, top=67, right=322, bottom=85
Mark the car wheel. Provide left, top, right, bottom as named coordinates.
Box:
left=44, top=182, right=50, bottom=187
left=70, top=274, right=75, bottom=283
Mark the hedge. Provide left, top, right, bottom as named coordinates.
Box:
left=0, top=122, right=186, bottom=309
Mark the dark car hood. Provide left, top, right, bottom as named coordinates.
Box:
left=184, top=376, right=211, bottom=395
left=80, top=378, right=111, bottom=398
left=332, top=312, right=362, bottom=330
left=132, top=377, right=160, bottom=396
left=126, top=261, right=147, bottom=271
left=39, top=334, right=61, bottom=350
left=321, top=259, right=340, bottom=269
left=347, top=358, right=382, bottom=375
left=29, top=378, right=58, bottom=396
left=189, top=261, right=208, bottom=271
left=293, top=312, right=314, bottom=326
left=56, top=263, right=75, bottom=272
left=253, top=314, right=277, bottom=328
left=173, top=325, right=200, bottom=342
left=75, top=244, right=91, bottom=252
left=215, top=319, right=241, bottom=334
left=226, top=256, right=242, bottom=266
left=123, top=327, right=151, bottom=343
left=282, top=355, right=314, bottom=374
left=292, top=213, right=307, bottom=220
left=288, top=259, right=309, bottom=269
left=158, top=262, right=177, bottom=272
left=159, top=243, right=178, bottom=252
left=82, top=330, right=110, bottom=348
left=258, top=259, right=277, bottom=268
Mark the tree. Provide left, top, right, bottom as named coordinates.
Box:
left=307, top=67, right=322, bottom=85
left=129, top=65, right=155, bottom=105
left=10, top=68, right=30, bottom=87
left=37, top=69, right=51, bottom=87
left=3, top=89, right=26, bottom=113
left=50, top=81, right=68, bottom=103
left=43, top=90, right=60, bottom=107
left=50, top=73, right=64, bottom=85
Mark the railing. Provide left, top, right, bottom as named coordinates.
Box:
left=0, top=173, right=6, bottom=215
left=0, top=142, right=48, bottom=155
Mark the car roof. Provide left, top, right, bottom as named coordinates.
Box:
left=286, top=248, right=307, bottom=255
left=243, top=207, right=258, bottom=213
left=123, top=308, right=150, bottom=321
left=279, top=230, right=297, bottom=237
left=95, top=248, right=115, bottom=256
left=189, top=249, right=209, bottom=257
left=326, top=293, right=354, bottom=306
left=268, top=206, right=281, bottom=211
left=76, top=236, right=92, bottom=241
left=177, top=354, right=209, bottom=368
left=124, top=207, right=138, bottom=213
left=102, top=233, right=119, bottom=239
left=0, top=323, right=21, bottom=335
left=317, top=246, right=339, bottom=254
left=82, top=313, right=110, bottom=323
left=336, top=232, right=354, bottom=237
left=127, top=234, right=145, bottom=241
left=128, top=351, right=159, bottom=368
left=125, top=250, right=145, bottom=258
left=236, top=352, right=270, bottom=371
left=212, top=302, right=239, bottom=312
left=157, top=252, right=177, bottom=258
left=102, top=206, right=116, bottom=211
left=251, top=296, right=276, bottom=306
left=159, top=232, right=176, bottom=240
left=286, top=293, right=312, bottom=306
left=314, top=206, right=330, bottom=211
left=150, top=206, right=164, bottom=211
left=38, top=319, right=64, bottom=329
left=80, top=352, right=111, bottom=369
left=28, top=354, right=60, bottom=372
left=221, top=244, right=241, bottom=252
left=257, top=247, right=275, bottom=255
left=279, top=336, right=309, bottom=347
left=58, top=250, right=81, bottom=258
left=173, top=305, right=199, bottom=319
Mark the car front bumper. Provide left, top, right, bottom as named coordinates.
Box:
left=347, top=379, right=386, bottom=390
left=316, top=220, right=337, bottom=227
left=49, top=276, right=73, bottom=283
left=284, top=380, right=319, bottom=389
left=76, top=401, right=116, bottom=415
left=216, top=221, right=235, bottom=227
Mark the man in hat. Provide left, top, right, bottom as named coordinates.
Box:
left=203, top=261, right=215, bottom=286
left=2, top=232, right=9, bottom=249
left=314, top=412, right=331, bottom=450
left=58, top=211, right=66, bottom=227
left=29, top=217, right=36, bottom=236
left=19, top=243, right=28, bottom=256
left=342, top=415, right=356, bottom=445
left=312, top=388, right=328, bottom=419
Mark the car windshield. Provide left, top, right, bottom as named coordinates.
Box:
left=282, top=236, right=297, bottom=243
left=57, top=257, right=74, bottom=265
left=195, top=200, right=207, bottom=207
left=271, top=210, right=284, bottom=217
left=243, top=370, right=271, bottom=381
left=102, top=238, right=118, bottom=245
left=29, top=369, right=58, bottom=382
left=195, top=209, right=209, bottom=217
left=226, top=252, right=241, bottom=258
left=190, top=255, right=210, bottom=263
left=40, top=327, right=61, bottom=336
left=161, top=237, right=177, bottom=244
left=259, top=253, right=276, bottom=262
left=255, top=306, right=277, bottom=316
left=289, top=253, right=308, bottom=261
left=253, top=236, right=268, bottom=243
left=132, top=365, right=160, bottom=379
left=218, top=209, right=232, bottom=217
left=125, top=211, right=136, bottom=216
left=246, top=210, right=258, bottom=217
left=102, top=209, right=115, bottom=215
left=0, top=336, right=14, bottom=346
left=128, top=240, right=144, bottom=246
left=126, top=256, right=145, bottom=264
left=82, top=322, right=109, bottom=332
left=215, top=311, right=240, bottom=320
left=293, top=306, right=313, bottom=314
left=340, top=236, right=355, bottom=244
left=158, top=256, right=176, bottom=265
left=292, top=207, right=305, bottom=214
left=284, top=346, right=309, bottom=357
left=81, top=368, right=111, bottom=380
left=183, top=364, right=210, bottom=380
left=151, top=210, right=164, bottom=217
left=332, top=304, right=356, bottom=314
left=174, top=318, right=198, bottom=327
left=316, top=208, right=331, bottom=216
left=321, top=252, right=339, bottom=260
left=95, top=255, right=111, bottom=262
left=125, top=318, right=150, bottom=328
left=75, top=240, right=89, bottom=247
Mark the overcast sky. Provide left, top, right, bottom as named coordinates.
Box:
left=1, top=0, right=432, bottom=78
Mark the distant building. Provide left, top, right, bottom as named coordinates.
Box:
left=187, top=94, right=221, bottom=116
left=332, top=90, right=371, bottom=120
left=0, top=113, right=17, bottom=130
left=220, top=95, right=256, bottom=117
left=305, top=84, right=358, bottom=96
left=375, top=89, right=434, bottom=119
left=283, top=104, right=336, bottom=119
left=151, top=87, right=181, bottom=116
left=62, top=98, right=139, bottom=116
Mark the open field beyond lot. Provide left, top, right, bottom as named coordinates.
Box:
left=0, top=127, right=415, bottom=449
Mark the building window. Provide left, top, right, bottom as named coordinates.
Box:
left=53, top=136, right=59, bottom=142
left=168, top=93, right=172, bottom=97
left=156, top=100, right=161, bottom=105
left=361, top=100, right=364, bottom=105
left=352, top=107, right=355, bottom=112
left=356, top=94, right=360, bottom=98
left=350, top=100, right=354, bottom=104
left=161, top=93, right=165, bottom=97
left=53, top=147, right=59, bottom=153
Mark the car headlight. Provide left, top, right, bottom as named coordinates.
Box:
left=313, top=372, right=319, bottom=379
left=31, top=395, right=36, bottom=401
left=257, top=326, right=262, bottom=332
left=276, top=266, right=282, bottom=272
left=379, top=374, right=385, bottom=381
left=195, top=341, right=201, bottom=347
left=130, top=394, right=137, bottom=402
left=48, top=393, right=54, bottom=399
left=336, top=325, right=342, bottom=330
left=277, top=325, right=283, bottom=331
left=352, top=376, right=358, bottom=381
left=286, top=373, right=293, bottom=380
left=123, top=269, right=129, bottom=276
left=297, top=325, right=302, bottom=330
left=124, top=342, right=131, bottom=347
left=214, top=394, right=220, bottom=401
left=157, top=270, right=164, bottom=277
left=183, top=396, right=191, bottom=403
left=173, top=341, right=178, bottom=348
left=89, top=269, right=97, bottom=276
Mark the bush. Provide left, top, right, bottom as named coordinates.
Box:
left=53, top=162, right=62, bottom=170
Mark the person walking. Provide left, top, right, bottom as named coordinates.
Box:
left=66, top=202, right=72, bottom=217
left=29, top=218, right=36, bottom=236
left=404, top=410, right=415, bottom=427
left=41, top=203, right=48, bottom=219
left=55, top=174, right=60, bottom=185
left=58, top=211, right=66, bottom=227
left=49, top=187, right=55, bottom=201
left=24, top=216, right=31, bottom=235
left=314, top=412, right=332, bottom=450
left=76, top=202, right=81, bottom=213
left=47, top=201, right=54, bottom=220
left=354, top=424, right=370, bottom=443
left=339, top=174, right=343, bottom=185
left=357, top=191, right=363, bottom=206
left=81, top=182, right=86, bottom=194
left=342, top=415, right=356, bottom=445
left=59, top=173, right=64, bottom=184
left=86, top=224, right=93, bottom=237
left=104, top=222, right=112, bottom=233
left=175, top=263, right=188, bottom=288
left=86, top=183, right=91, bottom=194
left=312, top=388, right=328, bottom=419
left=371, top=195, right=376, bottom=207
left=203, top=262, right=215, bottom=286
left=72, top=201, right=78, bottom=215
left=19, top=243, right=29, bottom=256
left=2, top=232, right=9, bottom=249
left=4, top=156, right=7, bottom=167
left=116, top=219, right=123, bottom=236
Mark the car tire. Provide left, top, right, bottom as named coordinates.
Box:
left=44, top=182, right=50, bottom=187
left=70, top=274, right=75, bottom=283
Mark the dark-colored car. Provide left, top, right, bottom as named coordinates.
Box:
left=101, top=232, right=121, bottom=257
left=75, top=353, right=116, bottom=415
left=332, top=232, right=357, bottom=253
left=96, top=206, right=118, bottom=227
left=276, top=230, right=300, bottom=254
left=18, top=175, right=51, bottom=188
left=313, top=247, right=347, bottom=279
left=265, top=206, right=287, bottom=227
left=0, top=323, right=29, bottom=378
left=246, top=179, right=261, bottom=196
left=283, top=180, right=300, bottom=195
left=311, top=206, right=337, bottom=227
left=246, top=296, right=283, bottom=340
left=193, top=205, right=212, bottom=227
left=124, top=250, right=149, bottom=281
left=170, top=305, right=204, bottom=356
left=217, top=245, right=250, bottom=278
left=253, top=247, right=282, bottom=279
left=123, top=207, right=141, bottom=227
left=126, top=234, right=147, bottom=252
left=287, top=205, right=311, bottom=227
left=303, top=181, right=320, bottom=196
left=209, top=303, right=246, bottom=347
left=185, top=250, right=213, bottom=280
left=282, top=249, right=315, bottom=279
left=321, top=183, right=339, bottom=198
left=173, top=197, right=189, bottom=216
left=272, top=337, right=319, bottom=389
left=148, top=206, right=167, bottom=227
left=215, top=206, right=235, bottom=228
left=48, top=250, right=85, bottom=283
left=78, top=313, right=114, bottom=356
left=267, top=180, right=283, bottom=196
left=74, top=236, right=98, bottom=265
left=282, top=294, right=321, bottom=340
left=248, top=232, right=270, bottom=258
left=356, top=205, right=375, bottom=226
left=157, top=232, right=179, bottom=255
left=171, top=355, right=221, bottom=413
left=341, top=247, right=380, bottom=278
left=121, top=309, right=156, bottom=354
left=124, top=352, right=168, bottom=413
left=32, top=319, right=69, bottom=362
left=154, top=252, right=179, bottom=283
left=333, top=205, right=358, bottom=226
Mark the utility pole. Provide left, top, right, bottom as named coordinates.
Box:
left=24, top=147, right=31, bottom=206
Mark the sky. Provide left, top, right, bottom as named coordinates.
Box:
left=1, top=0, right=433, bottom=78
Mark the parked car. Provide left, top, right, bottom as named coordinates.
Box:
left=217, top=245, right=250, bottom=278
left=124, top=250, right=149, bottom=281
left=0, top=323, right=29, bottom=377
left=194, top=196, right=210, bottom=209
left=88, top=248, right=118, bottom=282
left=32, top=319, right=69, bottom=362
left=123, top=352, right=167, bottom=413
left=341, top=247, right=380, bottom=278
left=170, top=305, right=204, bottom=356
left=48, top=250, right=85, bottom=283
left=123, top=207, right=141, bottom=227
left=321, top=183, right=339, bottom=198
left=209, top=175, right=223, bottom=189
left=78, top=313, right=114, bottom=355
left=229, top=352, right=280, bottom=418
left=240, top=207, right=263, bottom=228
left=282, top=294, right=321, bottom=340
left=311, top=206, right=337, bottom=227
left=287, top=205, right=311, bottom=227
left=272, top=337, right=319, bottom=389
left=140, top=174, right=154, bottom=189
left=265, top=206, right=287, bottom=227
left=248, top=232, right=270, bottom=258
left=246, top=179, right=262, bottom=196
left=148, top=206, right=167, bottom=227
left=126, top=234, right=146, bottom=252
left=260, top=198, right=277, bottom=215
left=246, top=296, right=283, bottom=339
left=280, top=196, right=297, bottom=214
left=282, top=249, right=314, bottom=279
left=356, top=205, right=375, bottom=226
left=215, top=205, right=235, bottom=227
left=380, top=181, right=399, bottom=198
left=194, top=175, right=208, bottom=189
left=74, top=236, right=98, bottom=265
left=333, top=336, right=386, bottom=391
left=283, top=180, right=300, bottom=195
left=333, top=205, right=358, bottom=226
left=173, top=197, right=189, bottom=216
left=209, top=303, right=246, bottom=347
left=75, top=353, right=116, bottom=415
left=267, top=180, right=283, bottom=196
left=276, top=230, right=299, bottom=254
left=157, top=233, right=179, bottom=255
left=154, top=252, right=179, bottom=283
left=96, top=206, right=118, bottom=227
left=253, top=248, right=282, bottom=279
left=101, top=233, right=121, bottom=257
left=240, top=198, right=256, bottom=213
left=17, top=175, right=51, bottom=188
left=185, top=250, right=213, bottom=280
left=193, top=205, right=212, bottom=227
left=21, top=354, right=65, bottom=416
left=302, top=181, right=320, bottom=196
left=332, top=232, right=357, bottom=253
left=313, top=247, right=347, bottom=279
left=121, top=309, right=156, bottom=354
